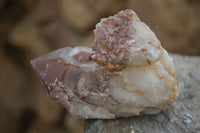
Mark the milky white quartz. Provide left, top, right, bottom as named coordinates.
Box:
left=31, top=9, right=178, bottom=119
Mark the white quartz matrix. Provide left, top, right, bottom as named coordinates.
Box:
left=31, top=9, right=179, bottom=119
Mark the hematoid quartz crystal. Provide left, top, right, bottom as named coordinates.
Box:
left=31, top=9, right=179, bottom=119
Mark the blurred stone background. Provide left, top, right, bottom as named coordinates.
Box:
left=0, top=0, right=199, bottom=133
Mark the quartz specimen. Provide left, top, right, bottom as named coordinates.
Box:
left=31, top=9, right=178, bottom=119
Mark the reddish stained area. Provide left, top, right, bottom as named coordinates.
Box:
left=32, top=57, right=67, bottom=83
left=78, top=89, right=89, bottom=99
left=72, top=51, right=92, bottom=62
left=31, top=57, right=80, bottom=102
left=31, top=57, right=78, bottom=88
left=92, top=9, right=138, bottom=66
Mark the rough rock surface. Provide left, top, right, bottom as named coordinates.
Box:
left=85, top=54, right=200, bottom=133
left=0, top=0, right=199, bottom=133
left=31, top=10, right=178, bottom=119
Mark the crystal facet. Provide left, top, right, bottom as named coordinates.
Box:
left=31, top=9, right=178, bottom=119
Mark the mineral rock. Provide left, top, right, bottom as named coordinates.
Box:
left=85, top=54, right=200, bottom=133
left=31, top=9, right=178, bottom=119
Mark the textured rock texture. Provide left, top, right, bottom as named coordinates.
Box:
left=31, top=10, right=179, bottom=119
left=85, top=54, right=200, bottom=133
left=0, top=0, right=199, bottom=133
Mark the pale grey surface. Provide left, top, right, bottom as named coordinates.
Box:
left=85, top=54, right=200, bottom=133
